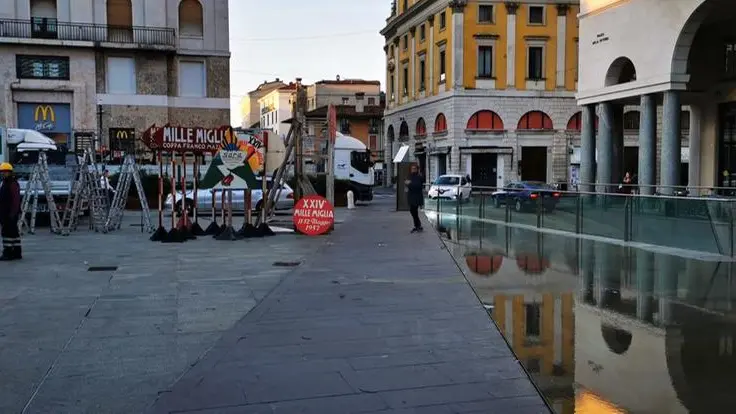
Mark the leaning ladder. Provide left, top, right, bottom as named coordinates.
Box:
left=18, top=152, right=62, bottom=235
left=105, top=154, right=154, bottom=232
left=61, top=148, right=108, bottom=235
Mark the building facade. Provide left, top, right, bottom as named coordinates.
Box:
left=577, top=0, right=733, bottom=195
left=239, top=78, right=285, bottom=129
left=381, top=0, right=580, bottom=188
left=257, top=82, right=296, bottom=140
left=0, top=0, right=230, bottom=158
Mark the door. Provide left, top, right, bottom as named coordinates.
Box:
left=719, top=102, right=736, bottom=191
left=471, top=153, right=497, bottom=189
left=520, top=147, right=547, bottom=182
left=437, top=154, right=447, bottom=176
left=623, top=146, right=638, bottom=179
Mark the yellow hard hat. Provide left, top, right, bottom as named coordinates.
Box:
left=0, top=162, right=13, bottom=172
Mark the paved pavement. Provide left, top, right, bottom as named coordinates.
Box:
left=0, top=213, right=338, bottom=413
left=147, top=197, right=550, bottom=413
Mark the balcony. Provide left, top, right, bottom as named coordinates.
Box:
left=0, top=18, right=176, bottom=49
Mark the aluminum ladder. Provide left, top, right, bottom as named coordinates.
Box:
left=18, top=152, right=62, bottom=235
left=105, top=154, right=154, bottom=232
left=60, top=148, right=108, bottom=235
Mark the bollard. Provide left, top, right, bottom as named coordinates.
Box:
left=347, top=190, right=356, bottom=209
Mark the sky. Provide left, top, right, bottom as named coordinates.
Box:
left=228, top=0, right=388, bottom=124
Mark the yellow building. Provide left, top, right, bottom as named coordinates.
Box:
left=381, top=0, right=581, bottom=188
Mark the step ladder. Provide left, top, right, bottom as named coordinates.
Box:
left=60, top=148, right=108, bottom=235
left=105, top=154, right=154, bottom=232
left=18, top=152, right=62, bottom=235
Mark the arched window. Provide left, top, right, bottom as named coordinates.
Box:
left=30, top=0, right=57, bottom=19
left=566, top=112, right=599, bottom=131
left=398, top=121, right=409, bottom=141
left=386, top=125, right=395, bottom=141
left=416, top=118, right=426, bottom=136
left=107, top=0, right=132, bottom=41
left=517, top=111, right=553, bottom=131
left=466, top=110, right=504, bottom=131
left=179, top=0, right=204, bottom=37
left=434, top=113, right=447, bottom=133
left=623, top=111, right=640, bottom=131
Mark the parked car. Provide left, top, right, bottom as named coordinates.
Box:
left=427, top=174, right=472, bottom=201
left=165, top=177, right=294, bottom=215
left=491, top=181, right=561, bottom=212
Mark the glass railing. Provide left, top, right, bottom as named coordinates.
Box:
left=423, top=185, right=736, bottom=257
left=425, top=194, right=736, bottom=413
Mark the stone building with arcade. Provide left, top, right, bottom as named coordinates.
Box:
left=381, top=0, right=581, bottom=188
left=0, top=0, right=230, bottom=159
left=577, top=0, right=735, bottom=195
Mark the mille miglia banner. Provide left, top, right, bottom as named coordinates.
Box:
left=141, top=124, right=231, bottom=153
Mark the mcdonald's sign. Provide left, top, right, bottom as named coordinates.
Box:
left=33, top=105, right=55, bottom=131
left=109, top=128, right=135, bottom=155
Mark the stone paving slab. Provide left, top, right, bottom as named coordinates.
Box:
left=0, top=213, right=342, bottom=413
left=146, top=198, right=550, bottom=414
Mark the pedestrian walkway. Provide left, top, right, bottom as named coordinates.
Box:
left=147, top=198, right=550, bottom=413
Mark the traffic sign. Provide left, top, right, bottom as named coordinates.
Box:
left=293, top=195, right=334, bottom=236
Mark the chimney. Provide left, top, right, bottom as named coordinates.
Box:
left=355, top=92, right=365, bottom=113
left=276, top=77, right=280, bottom=82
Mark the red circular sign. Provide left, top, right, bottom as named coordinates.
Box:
left=293, top=195, right=335, bottom=236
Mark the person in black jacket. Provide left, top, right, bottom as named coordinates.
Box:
left=0, top=162, right=22, bottom=261
left=405, top=163, right=424, bottom=233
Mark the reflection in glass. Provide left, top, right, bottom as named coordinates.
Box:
left=434, top=212, right=736, bottom=413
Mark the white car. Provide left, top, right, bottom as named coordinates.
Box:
left=427, top=174, right=472, bottom=201
left=165, top=177, right=294, bottom=215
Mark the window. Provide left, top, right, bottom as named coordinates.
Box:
left=419, top=24, right=425, bottom=41
left=528, top=5, right=545, bottom=24
left=479, top=5, right=493, bottom=23
left=402, top=35, right=408, bottom=50
left=342, top=97, right=349, bottom=105
left=106, top=56, right=136, bottom=94
left=681, top=110, right=691, bottom=131
left=390, top=75, right=395, bottom=99
left=439, top=11, right=446, bottom=29
left=528, top=46, right=544, bottom=80
left=179, top=60, right=205, bottom=97
left=16, top=55, right=69, bottom=80
left=525, top=304, right=541, bottom=337
left=478, top=46, right=493, bottom=78
left=367, top=97, right=376, bottom=105
left=402, top=66, right=409, bottom=95
left=419, top=58, right=426, bottom=90
left=178, top=0, right=204, bottom=36
left=726, top=43, right=736, bottom=77
left=340, top=119, right=350, bottom=134
left=439, top=49, right=446, bottom=80
left=623, top=111, right=640, bottom=130
left=402, top=0, right=408, bottom=12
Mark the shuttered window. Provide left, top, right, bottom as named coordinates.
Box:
left=179, top=0, right=204, bottom=36
left=107, top=57, right=136, bottom=94
left=179, top=61, right=205, bottom=97
left=107, top=0, right=132, bottom=27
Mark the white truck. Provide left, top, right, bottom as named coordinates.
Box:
left=333, top=132, right=374, bottom=202
left=0, top=128, right=75, bottom=216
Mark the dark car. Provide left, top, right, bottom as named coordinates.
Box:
left=491, top=181, right=561, bottom=212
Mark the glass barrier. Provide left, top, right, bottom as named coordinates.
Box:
left=428, top=185, right=736, bottom=258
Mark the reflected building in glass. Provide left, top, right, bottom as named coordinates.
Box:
left=435, top=212, right=736, bottom=413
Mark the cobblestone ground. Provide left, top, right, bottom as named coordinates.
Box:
left=0, top=212, right=341, bottom=413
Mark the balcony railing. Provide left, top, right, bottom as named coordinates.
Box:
left=0, top=18, right=176, bottom=47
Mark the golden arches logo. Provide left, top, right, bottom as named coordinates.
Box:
left=34, top=105, right=55, bottom=122
left=116, top=130, right=129, bottom=140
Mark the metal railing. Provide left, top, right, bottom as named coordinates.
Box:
left=424, top=184, right=736, bottom=257
left=0, top=18, right=176, bottom=47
